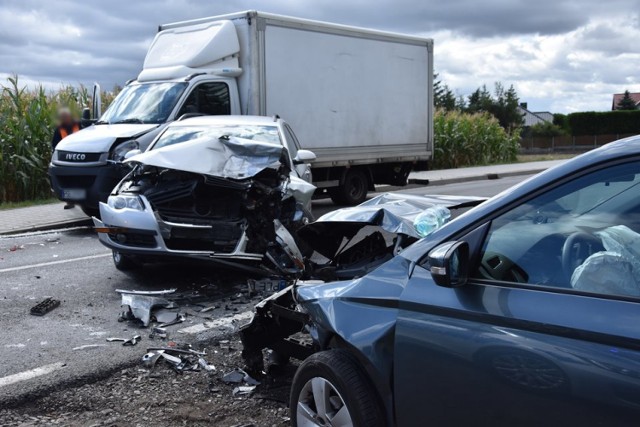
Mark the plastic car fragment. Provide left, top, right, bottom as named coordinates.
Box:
left=116, top=288, right=177, bottom=327
left=107, top=335, right=142, bottom=346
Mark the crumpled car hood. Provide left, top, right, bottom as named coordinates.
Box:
left=55, top=123, right=158, bottom=153
left=126, top=135, right=286, bottom=180
left=299, top=192, right=485, bottom=258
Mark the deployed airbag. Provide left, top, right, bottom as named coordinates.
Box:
left=571, top=225, right=640, bottom=297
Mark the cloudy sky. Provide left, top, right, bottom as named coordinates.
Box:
left=1, top=0, right=638, bottom=113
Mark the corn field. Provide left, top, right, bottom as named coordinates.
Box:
left=0, top=75, right=116, bottom=204
left=433, top=109, right=520, bottom=169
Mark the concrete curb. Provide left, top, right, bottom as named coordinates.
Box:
left=408, top=167, right=548, bottom=186
left=0, top=218, right=92, bottom=237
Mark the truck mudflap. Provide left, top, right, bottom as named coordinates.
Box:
left=239, top=285, right=316, bottom=373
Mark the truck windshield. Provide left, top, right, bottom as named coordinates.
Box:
left=99, top=82, right=187, bottom=124
left=152, top=125, right=281, bottom=150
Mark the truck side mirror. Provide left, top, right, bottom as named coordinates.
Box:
left=82, top=108, right=91, bottom=121
left=428, top=241, right=469, bottom=287
left=293, top=150, right=316, bottom=165
left=92, top=83, right=102, bottom=119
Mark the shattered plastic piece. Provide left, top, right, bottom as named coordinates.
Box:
left=198, top=358, right=216, bottom=372
left=107, top=335, right=141, bottom=346
left=160, top=352, right=182, bottom=365
left=116, top=289, right=176, bottom=327
left=159, top=313, right=186, bottom=328
left=142, top=351, right=164, bottom=368
left=222, top=369, right=245, bottom=384
left=30, top=297, right=61, bottom=316
left=149, top=327, right=168, bottom=339
left=222, top=368, right=260, bottom=385
left=232, top=386, right=256, bottom=396
left=147, top=346, right=206, bottom=356
left=154, top=308, right=180, bottom=324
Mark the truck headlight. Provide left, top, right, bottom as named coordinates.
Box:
left=109, top=140, right=139, bottom=162
left=108, top=195, right=144, bottom=211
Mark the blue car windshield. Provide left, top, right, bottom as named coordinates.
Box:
left=99, top=82, right=187, bottom=125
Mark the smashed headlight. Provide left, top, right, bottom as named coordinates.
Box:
left=109, top=140, right=139, bottom=162
left=108, top=195, right=144, bottom=211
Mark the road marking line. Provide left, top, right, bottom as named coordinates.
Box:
left=0, top=253, right=110, bottom=273
left=0, top=362, right=66, bottom=388
left=178, top=311, right=253, bottom=335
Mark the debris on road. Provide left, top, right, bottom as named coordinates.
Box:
left=222, top=368, right=260, bottom=386
left=233, top=386, right=256, bottom=397
left=107, top=335, right=142, bottom=346
left=30, top=297, right=61, bottom=316
left=116, top=288, right=177, bottom=327
left=142, top=345, right=215, bottom=374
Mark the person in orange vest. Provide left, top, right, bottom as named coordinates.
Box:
left=51, top=107, right=81, bottom=150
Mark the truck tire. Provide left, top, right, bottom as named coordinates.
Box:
left=290, top=350, right=385, bottom=427
left=80, top=205, right=100, bottom=219
left=329, top=169, right=368, bottom=206
left=112, top=250, right=140, bottom=271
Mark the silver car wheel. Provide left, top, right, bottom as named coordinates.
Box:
left=296, top=377, right=353, bottom=427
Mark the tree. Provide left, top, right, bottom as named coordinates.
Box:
left=466, top=83, right=523, bottom=131
left=466, top=85, right=492, bottom=113
left=434, top=73, right=456, bottom=111
left=617, top=90, right=638, bottom=110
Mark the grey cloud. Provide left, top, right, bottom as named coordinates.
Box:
left=0, top=0, right=639, bottom=112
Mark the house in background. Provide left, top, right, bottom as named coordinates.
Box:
left=612, top=92, right=640, bottom=110
left=518, top=103, right=553, bottom=127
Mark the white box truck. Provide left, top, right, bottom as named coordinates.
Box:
left=49, top=10, right=433, bottom=215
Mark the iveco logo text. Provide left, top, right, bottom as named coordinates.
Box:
left=65, top=153, right=86, bottom=161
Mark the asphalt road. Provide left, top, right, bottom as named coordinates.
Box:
left=0, top=175, right=530, bottom=405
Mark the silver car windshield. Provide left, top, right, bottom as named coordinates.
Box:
left=152, top=125, right=281, bottom=150
left=99, top=82, right=187, bottom=125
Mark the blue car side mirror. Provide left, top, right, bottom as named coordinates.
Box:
left=428, top=241, right=469, bottom=287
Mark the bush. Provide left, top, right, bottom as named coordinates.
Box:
left=433, top=110, right=520, bottom=169
left=0, top=75, right=117, bottom=203
left=529, top=121, right=567, bottom=137
left=568, top=110, right=640, bottom=135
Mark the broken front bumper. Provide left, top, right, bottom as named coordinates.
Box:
left=239, top=285, right=316, bottom=372
left=94, top=195, right=263, bottom=261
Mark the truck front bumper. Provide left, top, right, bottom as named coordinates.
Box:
left=48, top=163, right=126, bottom=209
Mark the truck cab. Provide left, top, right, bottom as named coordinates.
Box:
left=49, top=21, right=243, bottom=216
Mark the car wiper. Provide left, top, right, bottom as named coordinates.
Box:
left=94, top=120, right=110, bottom=125
left=114, top=118, right=145, bottom=124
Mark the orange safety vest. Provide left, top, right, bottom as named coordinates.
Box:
left=59, top=123, right=80, bottom=139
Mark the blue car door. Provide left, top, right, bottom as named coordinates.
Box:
left=394, top=160, right=640, bottom=426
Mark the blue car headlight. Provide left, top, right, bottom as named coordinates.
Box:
left=108, top=195, right=144, bottom=211
left=109, top=140, right=139, bottom=162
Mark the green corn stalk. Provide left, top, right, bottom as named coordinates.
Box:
left=0, top=75, right=117, bottom=204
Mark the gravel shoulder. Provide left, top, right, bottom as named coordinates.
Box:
left=1, top=337, right=297, bottom=427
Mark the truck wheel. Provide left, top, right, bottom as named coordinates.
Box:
left=80, top=205, right=100, bottom=219
left=112, top=250, right=140, bottom=271
left=330, top=169, right=368, bottom=206
left=291, top=350, right=385, bottom=427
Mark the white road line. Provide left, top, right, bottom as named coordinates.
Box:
left=178, top=311, right=253, bottom=334
left=0, top=362, right=66, bottom=388
left=0, top=253, right=110, bottom=273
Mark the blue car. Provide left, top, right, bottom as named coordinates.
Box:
left=241, top=136, right=640, bottom=426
